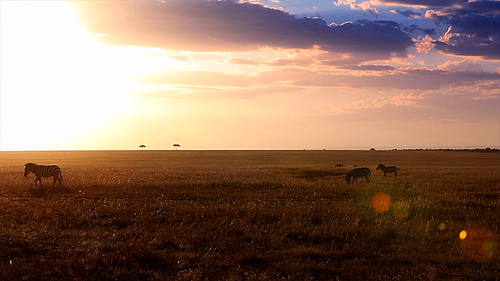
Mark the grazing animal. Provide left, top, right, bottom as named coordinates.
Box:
left=24, top=163, right=63, bottom=186
left=376, top=164, right=400, bottom=177
left=334, top=164, right=344, bottom=167
left=346, top=167, right=371, bottom=184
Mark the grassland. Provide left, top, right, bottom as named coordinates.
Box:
left=0, top=150, right=499, bottom=280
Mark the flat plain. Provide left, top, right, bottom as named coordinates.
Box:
left=1, top=150, right=499, bottom=280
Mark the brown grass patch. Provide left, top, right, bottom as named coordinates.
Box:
left=1, top=150, right=499, bottom=280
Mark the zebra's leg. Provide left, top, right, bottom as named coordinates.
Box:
left=55, top=174, right=63, bottom=186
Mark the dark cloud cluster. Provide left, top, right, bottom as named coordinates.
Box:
left=402, top=24, right=435, bottom=35
left=381, top=0, right=500, bottom=59
left=70, top=0, right=412, bottom=61
left=69, top=0, right=499, bottom=61
left=393, top=10, right=423, bottom=19
left=427, top=1, right=500, bottom=59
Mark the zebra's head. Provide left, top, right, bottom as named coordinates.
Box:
left=376, top=164, right=383, bottom=170
left=345, top=172, right=352, bottom=184
left=24, top=163, right=36, bottom=177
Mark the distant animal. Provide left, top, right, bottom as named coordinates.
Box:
left=376, top=164, right=400, bottom=177
left=346, top=167, right=371, bottom=184
left=24, top=163, right=63, bottom=186
left=334, top=164, right=344, bottom=167
left=353, top=164, right=358, bottom=167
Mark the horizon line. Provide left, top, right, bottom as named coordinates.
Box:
left=1, top=147, right=499, bottom=152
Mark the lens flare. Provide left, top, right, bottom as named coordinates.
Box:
left=459, top=228, right=499, bottom=262
left=484, top=239, right=498, bottom=256
left=391, top=201, right=410, bottom=219
left=438, top=223, right=446, bottom=231
left=373, top=193, right=391, bottom=213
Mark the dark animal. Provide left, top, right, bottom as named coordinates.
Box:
left=24, top=163, right=63, bottom=186
left=346, top=167, right=371, bottom=184
left=376, top=164, right=400, bottom=177
left=334, top=164, right=344, bottom=167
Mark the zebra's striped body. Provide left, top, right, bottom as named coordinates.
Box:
left=346, top=167, right=371, bottom=184
left=24, top=163, right=63, bottom=186
left=376, top=164, right=400, bottom=177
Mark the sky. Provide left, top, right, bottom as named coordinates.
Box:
left=0, top=0, right=499, bottom=151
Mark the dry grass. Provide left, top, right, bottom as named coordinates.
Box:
left=0, top=150, right=499, bottom=280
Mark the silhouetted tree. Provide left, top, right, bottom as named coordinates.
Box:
left=139, top=144, right=146, bottom=150
left=173, top=143, right=180, bottom=150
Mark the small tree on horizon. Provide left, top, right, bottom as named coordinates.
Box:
left=139, top=144, right=146, bottom=150
left=173, top=143, right=181, bottom=150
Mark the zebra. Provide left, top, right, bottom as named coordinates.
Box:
left=376, top=163, right=400, bottom=177
left=334, top=164, right=344, bottom=167
left=345, top=167, right=371, bottom=184
left=24, top=163, right=63, bottom=186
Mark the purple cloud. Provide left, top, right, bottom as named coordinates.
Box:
left=381, top=0, right=500, bottom=59
left=426, top=1, right=500, bottom=59
left=70, top=0, right=413, bottom=61
left=393, top=10, right=423, bottom=19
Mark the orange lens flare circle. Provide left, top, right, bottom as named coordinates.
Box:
left=459, top=228, right=499, bottom=262
left=373, top=192, right=392, bottom=213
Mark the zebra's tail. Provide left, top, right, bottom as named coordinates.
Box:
left=60, top=172, right=64, bottom=181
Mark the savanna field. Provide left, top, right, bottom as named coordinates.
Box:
left=1, top=150, right=499, bottom=280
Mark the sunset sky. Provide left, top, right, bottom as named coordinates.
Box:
left=1, top=0, right=499, bottom=150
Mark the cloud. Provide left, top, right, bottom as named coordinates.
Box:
left=130, top=61, right=499, bottom=93
left=335, top=0, right=379, bottom=15
left=437, top=60, right=483, bottom=72
left=132, top=70, right=254, bottom=87
left=255, top=67, right=500, bottom=90
left=128, top=85, right=303, bottom=100
left=375, top=0, right=468, bottom=8
left=70, top=0, right=412, bottom=61
left=338, top=64, right=396, bottom=71
left=415, top=35, right=434, bottom=53
left=374, top=1, right=500, bottom=59
left=424, top=1, right=500, bottom=59
left=338, top=85, right=500, bottom=123
left=391, top=9, right=423, bottom=19
left=227, top=57, right=261, bottom=65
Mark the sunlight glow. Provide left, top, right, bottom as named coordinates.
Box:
left=0, top=1, right=176, bottom=150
